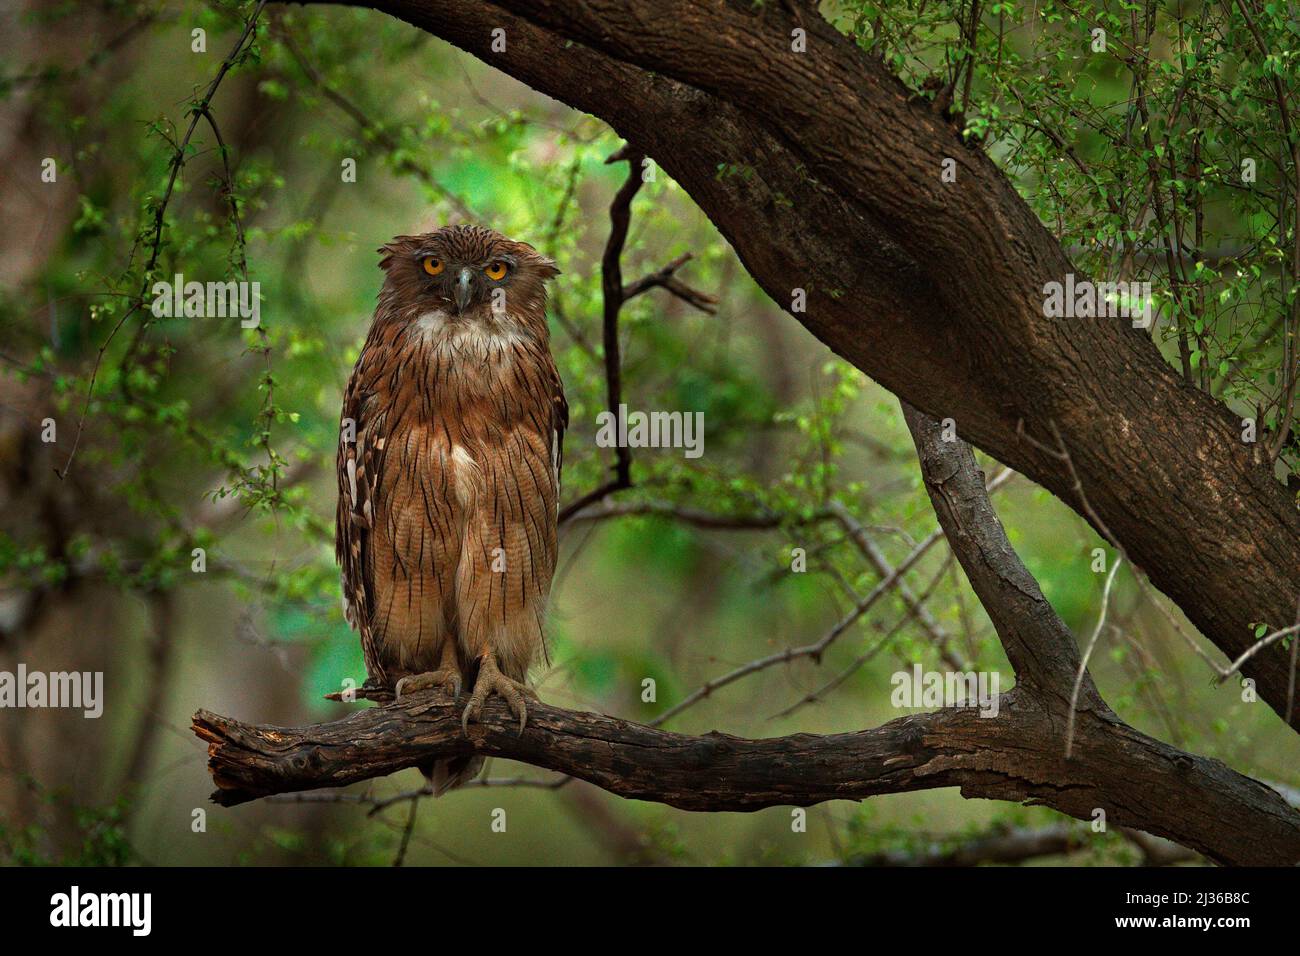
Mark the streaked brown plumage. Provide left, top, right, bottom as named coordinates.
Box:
left=336, top=224, right=566, bottom=793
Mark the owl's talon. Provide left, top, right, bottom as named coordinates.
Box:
left=395, top=666, right=461, bottom=704
left=461, top=655, right=534, bottom=736
left=504, top=695, right=528, bottom=736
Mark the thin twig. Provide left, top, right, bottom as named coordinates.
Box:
left=392, top=793, right=421, bottom=866
left=1066, top=555, right=1124, bottom=759
left=651, top=467, right=1013, bottom=727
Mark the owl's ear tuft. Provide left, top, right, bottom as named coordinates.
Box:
left=378, top=234, right=421, bottom=272
left=533, top=255, right=561, bottom=279
left=513, top=240, right=560, bottom=279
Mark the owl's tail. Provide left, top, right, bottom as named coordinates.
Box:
left=421, top=755, right=485, bottom=796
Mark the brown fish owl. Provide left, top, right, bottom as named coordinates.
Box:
left=336, top=224, right=566, bottom=792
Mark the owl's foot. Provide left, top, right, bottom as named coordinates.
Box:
left=395, top=666, right=461, bottom=704
left=462, top=655, right=538, bottom=736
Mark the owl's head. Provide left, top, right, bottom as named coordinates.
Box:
left=377, top=224, right=560, bottom=327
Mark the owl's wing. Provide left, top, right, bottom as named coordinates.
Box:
left=336, top=355, right=389, bottom=685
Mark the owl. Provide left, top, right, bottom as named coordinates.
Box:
left=336, top=224, right=567, bottom=793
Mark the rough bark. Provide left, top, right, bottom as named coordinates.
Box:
left=302, top=0, right=1300, bottom=731
left=901, top=405, right=1093, bottom=698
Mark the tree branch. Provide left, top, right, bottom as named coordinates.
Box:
left=191, top=686, right=1300, bottom=864
left=622, top=253, right=718, bottom=314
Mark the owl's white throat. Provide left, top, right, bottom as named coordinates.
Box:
left=408, top=308, right=525, bottom=354
left=410, top=309, right=449, bottom=343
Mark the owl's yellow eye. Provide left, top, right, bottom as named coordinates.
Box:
left=422, top=257, right=444, bottom=276
left=485, top=260, right=508, bottom=281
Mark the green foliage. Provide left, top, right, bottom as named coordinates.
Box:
left=839, top=0, right=1300, bottom=473
left=0, top=784, right=136, bottom=867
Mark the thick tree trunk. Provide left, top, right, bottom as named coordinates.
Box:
left=310, top=0, right=1300, bottom=731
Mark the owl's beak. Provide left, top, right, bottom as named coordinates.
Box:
left=454, top=267, right=474, bottom=313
